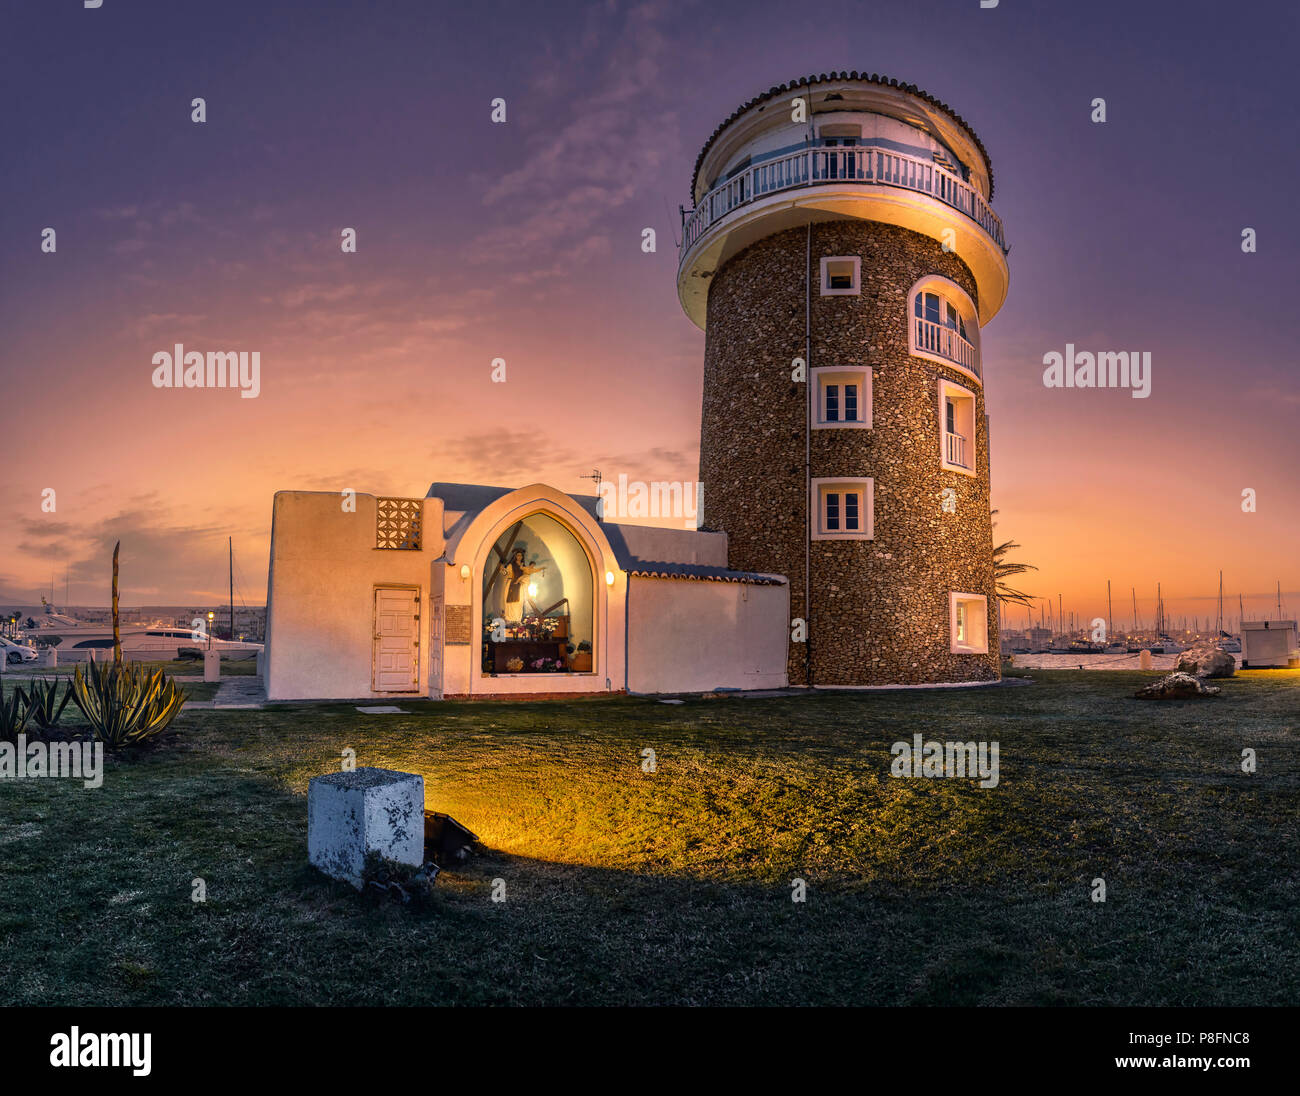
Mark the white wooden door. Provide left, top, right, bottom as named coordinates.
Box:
left=372, top=586, right=420, bottom=693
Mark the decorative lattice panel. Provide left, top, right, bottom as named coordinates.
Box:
left=376, top=497, right=423, bottom=550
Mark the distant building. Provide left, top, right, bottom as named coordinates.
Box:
left=1025, top=627, right=1053, bottom=651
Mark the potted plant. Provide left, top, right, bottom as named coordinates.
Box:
left=570, top=640, right=592, bottom=673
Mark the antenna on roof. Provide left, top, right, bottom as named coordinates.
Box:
left=579, top=470, right=603, bottom=520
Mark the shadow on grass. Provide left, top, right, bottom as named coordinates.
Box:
left=1, top=672, right=1296, bottom=1006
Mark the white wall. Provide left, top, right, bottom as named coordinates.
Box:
left=1242, top=622, right=1299, bottom=668
left=607, top=524, right=729, bottom=567
left=713, top=110, right=964, bottom=187
left=267, top=487, right=788, bottom=700
left=265, top=491, right=444, bottom=701
left=627, top=577, right=788, bottom=694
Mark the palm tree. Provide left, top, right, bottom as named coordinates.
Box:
left=991, top=510, right=1037, bottom=608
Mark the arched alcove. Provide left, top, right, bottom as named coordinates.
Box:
left=479, top=510, right=596, bottom=675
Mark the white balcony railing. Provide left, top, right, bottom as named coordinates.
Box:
left=945, top=430, right=969, bottom=469
left=915, top=317, right=979, bottom=377
left=681, top=145, right=1007, bottom=259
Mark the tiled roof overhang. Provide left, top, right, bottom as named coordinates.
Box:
left=690, top=71, right=995, bottom=201
left=625, top=563, right=785, bottom=586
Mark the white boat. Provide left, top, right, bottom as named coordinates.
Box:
left=19, top=619, right=260, bottom=662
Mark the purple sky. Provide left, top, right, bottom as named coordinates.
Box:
left=1, top=0, right=1297, bottom=625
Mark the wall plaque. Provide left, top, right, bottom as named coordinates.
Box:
left=444, top=604, right=473, bottom=645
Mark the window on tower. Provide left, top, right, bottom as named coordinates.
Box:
left=812, top=367, right=872, bottom=430
left=950, top=592, right=989, bottom=654
left=811, top=478, right=873, bottom=540
left=820, top=256, right=861, bottom=296
left=938, top=378, right=977, bottom=475
left=908, top=276, right=980, bottom=379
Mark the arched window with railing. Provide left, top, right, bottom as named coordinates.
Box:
left=908, top=275, right=981, bottom=381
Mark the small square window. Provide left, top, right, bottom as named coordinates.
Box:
left=820, top=256, right=861, bottom=296
left=812, top=478, right=873, bottom=540
left=813, top=368, right=872, bottom=430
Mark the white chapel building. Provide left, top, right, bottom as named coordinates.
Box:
left=263, top=484, right=790, bottom=700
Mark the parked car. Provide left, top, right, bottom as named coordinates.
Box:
left=0, top=637, right=39, bottom=664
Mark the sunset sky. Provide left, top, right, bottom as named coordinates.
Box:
left=2, top=0, right=1297, bottom=627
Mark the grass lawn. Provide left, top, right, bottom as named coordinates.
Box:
left=0, top=669, right=1296, bottom=1006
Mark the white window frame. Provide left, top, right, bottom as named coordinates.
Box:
left=907, top=274, right=981, bottom=383
left=950, top=592, right=989, bottom=654
left=937, top=378, right=977, bottom=478
left=812, top=367, right=872, bottom=430
left=820, top=255, right=861, bottom=296
left=811, top=477, right=873, bottom=541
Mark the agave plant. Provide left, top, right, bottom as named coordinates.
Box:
left=22, top=677, right=73, bottom=732
left=69, top=661, right=186, bottom=748
left=0, top=685, right=31, bottom=744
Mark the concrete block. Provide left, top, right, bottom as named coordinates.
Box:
left=42, top=648, right=57, bottom=668
left=308, top=767, right=425, bottom=888
left=203, top=649, right=221, bottom=682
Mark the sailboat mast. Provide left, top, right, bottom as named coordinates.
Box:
left=1107, top=580, right=1113, bottom=640
left=1217, top=570, right=1224, bottom=634
left=229, top=537, right=235, bottom=642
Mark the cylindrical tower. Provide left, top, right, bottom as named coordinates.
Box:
left=679, top=72, right=1011, bottom=686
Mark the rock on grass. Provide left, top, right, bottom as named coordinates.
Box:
left=1135, top=671, right=1222, bottom=700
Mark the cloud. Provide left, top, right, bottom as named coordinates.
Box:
left=426, top=432, right=699, bottom=490
left=467, top=2, right=688, bottom=281
left=8, top=498, right=260, bottom=604
left=122, top=311, right=209, bottom=340
left=278, top=283, right=360, bottom=309
left=429, top=430, right=585, bottom=484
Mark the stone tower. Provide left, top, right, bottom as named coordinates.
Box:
left=678, top=73, right=1011, bottom=686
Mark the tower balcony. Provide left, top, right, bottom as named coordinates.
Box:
left=677, top=144, right=1010, bottom=331
left=916, top=316, right=979, bottom=379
